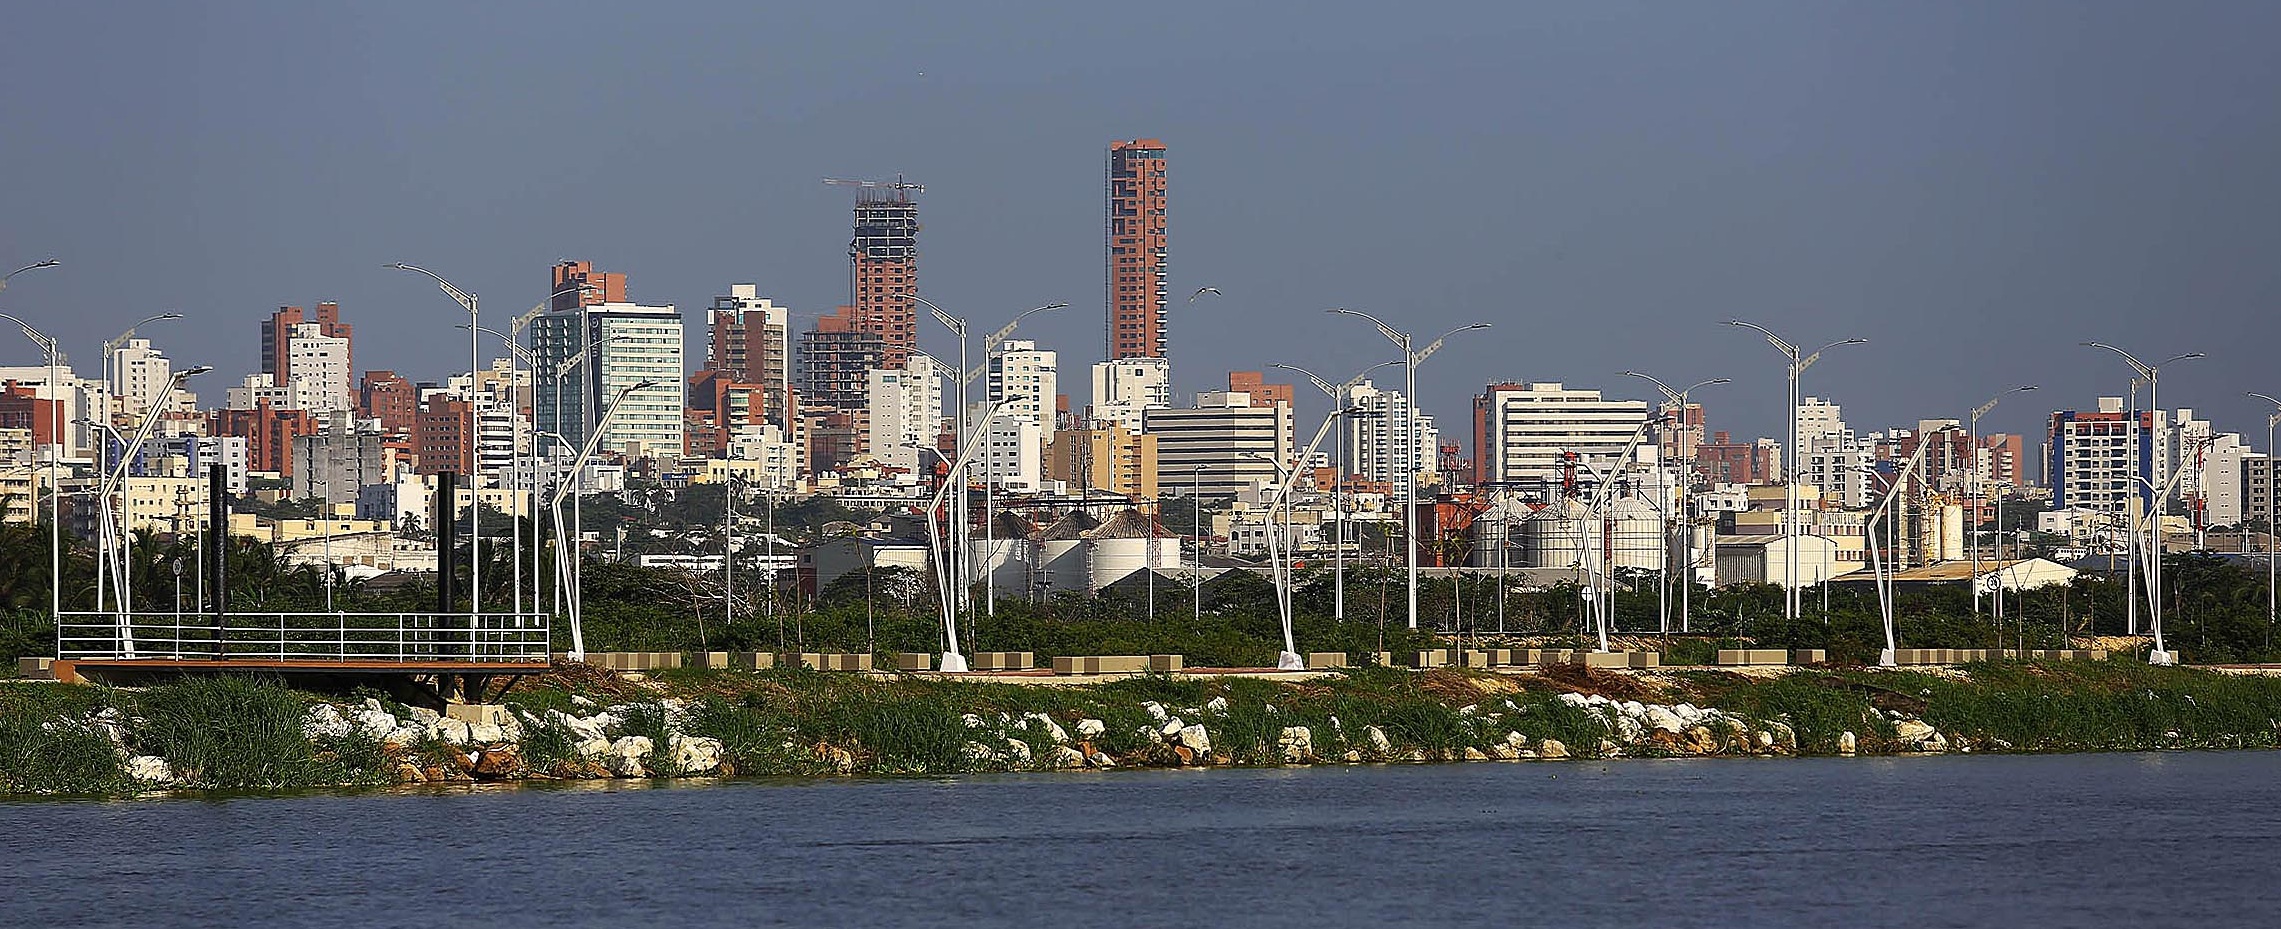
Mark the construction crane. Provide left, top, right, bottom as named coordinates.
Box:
left=823, top=176, right=925, bottom=199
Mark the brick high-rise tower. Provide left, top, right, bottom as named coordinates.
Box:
left=848, top=189, right=920, bottom=370
left=260, top=302, right=353, bottom=383
left=1106, top=139, right=1168, bottom=360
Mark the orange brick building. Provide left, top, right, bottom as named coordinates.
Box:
left=1106, top=139, right=1168, bottom=360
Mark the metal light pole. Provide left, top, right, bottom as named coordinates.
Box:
left=0, top=304, right=64, bottom=623
left=1622, top=371, right=1727, bottom=633
left=1191, top=464, right=1206, bottom=624
left=389, top=264, right=486, bottom=612
left=1966, top=386, right=2037, bottom=621
left=1328, top=310, right=1490, bottom=629
left=547, top=379, right=661, bottom=659
left=95, top=313, right=185, bottom=617
left=2250, top=392, right=2281, bottom=638
left=1273, top=360, right=1401, bottom=624
left=1728, top=322, right=1864, bottom=619
left=2083, top=343, right=2203, bottom=664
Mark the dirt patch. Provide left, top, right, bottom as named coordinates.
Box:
left=1526, top=664, right=1660, bottom=702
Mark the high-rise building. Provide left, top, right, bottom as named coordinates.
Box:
left=283, top=322, right=352, bottom=413
left=260, top=302, right=352, bottom=382
left=1046, top=424, right=1158, bottom=499
left=848, top=188, right=920, bottom=370
left=1341, top=380, right=1440, bottom=486
left=209, top=401, right=318, bottom=475
left=1696, top=431, right=1782, bottom=485
left=359, top=370, right=418, bottom=434
left=797, top=307, right=885, bottom=411
left=707, top=284, right=792, bottom=428
left=981, top=340, right=1057, bottom=489
left=107, top=338, right=179, bottom=419
left=414, top=396, right=475, bottom=476
left=550, top=261, right=627, bottom=312
left=1089, top=357, right=1171, bottom=432
left=865, top=355, right=941, bottom=474
left=530, top=262, right=685, bottom=459
left=1472, top=382, right=1652, bottom=486
left=2046, top=397, right=2167, bottom=514
left=1226, top=371, right=1293, bottom=408
left=1106, top=138, right=1168, bottom=360
left=1145, top=391, right=1294, bottom=499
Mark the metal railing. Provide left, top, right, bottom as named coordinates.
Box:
left=57, top=612, right=552, bottom=664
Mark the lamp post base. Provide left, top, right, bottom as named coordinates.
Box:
left=939, top=651, right=970, bottom=673
left=2147, top=650, right=2177, bottom=666
left=1878, top=648, right=1896, bottom=668
left=1276, top=651, right=1305, bottom=671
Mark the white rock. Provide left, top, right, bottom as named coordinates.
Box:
left=1504, top=731, right=1529, bottom=749
left=1205, top=696, right=1229, bottom=715
left=1754, top=730, right=1776, bottom=750
left=125, top=755, right=172, bottom=786
left=350, top=707, right=399, bottom=740
left=1046, top=745, right=1085, bottom=769
left=1766, top=721, right=1797, bottom=747
left=1342, top=750, right=1363, bottom=762
left=1893, top=719, right=1938, bottom=747
left=1074, top=718, right=1106, bottom=739
left=1159, top=717, right=1186, bottom=738
left=1003, top=738, right=1035, bottom=763
left=1142, top=701, right=1168, bottom=722
left=963, top=741, right=999, bottom=764
left=468, top=722, right=505, bottom=744
left=1462, top=747, right=1489, bottom=761
left=668, top=734, right=724, bottom=774
left=362, top=697, right=385, bottom=713
left=1177, top=724, right=1212, bottom=756
left=570, top=694, right=597, bottom=708
left=1136, top=724, right=1164, bottom=744
left=961, top=713, right=986, bottom=729
left=1556, top=693, right=1591, bottom=709
left=1643, top=706, right=1687, bottom=734
left=1585, top=694, right=1610, bottom=706
left=1619, top=700, right=1646, bottom=719
left=1023, top=712, right=1069, bottom=744
left=1538, top=738, right=1571, bottom=759
left=1610, top=714, right=1644, bottom=743
left=384, top=725, right=422, bottom=748
left=576, top=737, right=613, bottom=759
left=1487, top=743, right=1521, bottom=760
left=301, top=704, right=352, bottom=741
left=1364, top=725, right=1392, bottom=754
left=427, top=717, right=473, bottom=746
left=1086, top=751, right=1115, bottom=768
left=408, top=706, right=441, bottom=725
left=1838, top=731, right=1858, bottom=755
left=1457, top=704, right=1478, bottom=717
left=1278, top=726, right=1313, bottom=763
left=604, top=736, right=654, bottom=776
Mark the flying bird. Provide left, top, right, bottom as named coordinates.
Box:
left=1190, top=287, right=1222, bottom=302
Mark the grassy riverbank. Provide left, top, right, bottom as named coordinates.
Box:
left=6, top=659, right=2281, bottom=797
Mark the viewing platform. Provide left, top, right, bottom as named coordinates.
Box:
left=50, top=612, right=551, bottom=698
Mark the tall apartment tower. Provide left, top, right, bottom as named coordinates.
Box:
left=848, top=189, right=920, bottom=370
left=531, top=260, right=685, bottom=458
left=1106, top=139, right=1168, bottom=360
left=260, top=302, right=353, bottom=385
left=708, top=284, right=793, bottom=428
left=550, top=260, right=627, bottom=312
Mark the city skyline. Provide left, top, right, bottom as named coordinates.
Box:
left=4, top=3, right=2279, bottom=451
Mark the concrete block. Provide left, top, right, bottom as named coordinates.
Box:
left=1628, top=651, right=1660, bottom=669
left=446, top=703, right=510, bottom=726
left=1307, top=652, right=1349, bottom=669
left=14, top=657, right=55, bottom=680
left=1373, top=651, right=1394, bottom=668
left=1149, top=654, right=1183, bottom=672
left=1715, top=649, right=1751, bottom=666
left=1459, top=650, right=1495, bottom=668
left=2086, top=649, right=2109, bottom=661
left=730, top=651, right=775, bottom=670
left=1485, top=649, right=1513, bottom=666
left=895, top=652, right=932, bottom=672
left=1051, top=656, right=1085, bottom=675
left=1581, top=651, right=1630, bottom=669
left=1104, top=655, right=1149, bottom=673
left=781, top=652, right=824, bottom=669
left=1790, top=649, right=1826, bottom=665
left=1415, top=649, right=1451, bottom=668
left=694, top=651, right=730, bottom=670
left=649, top=652, right=682, bottom=670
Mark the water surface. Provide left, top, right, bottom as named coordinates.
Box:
left=5, top=752, right=2276, bottom=928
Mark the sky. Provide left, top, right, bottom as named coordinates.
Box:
left=4, top=1, right=2280, bottom=458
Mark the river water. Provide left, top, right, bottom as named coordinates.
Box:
left=4, top=752, right=2277, bottom=928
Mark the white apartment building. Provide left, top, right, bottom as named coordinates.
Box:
left=2046, top=397, right=2168, bottom=515
left=1089, top=357, right=1170, bottom=432
left=0, top=364, right=90, bottom=458
left=162, top=434, right=248, bottom=495
left=710, top=284, right=792, bottom=427
left=1144, top=391, right=1294, bottom=499
left=109, top=338, right=175, bottom=419
left=981, top=340, right=1056, bottom=488
left=283, top=322, right=352, bottom=413
left=533, top=301, right=686, bottom=459
left=725, top=423, right=801, bottom=490
left=865, top=354, right=941, bottom=475
left=1340, top=380, right=1439, bottom=485
left=1474, top=382, right=1652, bottom=484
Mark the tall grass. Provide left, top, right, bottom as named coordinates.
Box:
left=132, top=675, right=390, bottom=789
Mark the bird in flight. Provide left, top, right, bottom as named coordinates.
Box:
left=1190, top=287, right=1222, bottom=302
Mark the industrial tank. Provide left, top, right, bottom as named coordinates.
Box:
left=1522, top=499, right=1594, bottom=569
left=1603, top=497, right=1667, bottom=571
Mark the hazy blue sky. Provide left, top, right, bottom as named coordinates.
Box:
left=4, top=2, right=2279, bottom=453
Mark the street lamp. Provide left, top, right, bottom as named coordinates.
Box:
left=2249, top=392, right=2281, bottom=639
left=1272, top=359, right=1403, bottom=624
left=1622, top=371, right=1728, bottom=633
left=2082, top=343, right=2202, bottom=664
left=547, top=379, right=662, bottom=659
left=1966, top=385, right=2037, bottom=622
left=1244, top=451, right=1306, bottom=670
left=1727, top=322, right=1864, bottom=620
left=389, top=263, right=492, bottom=613
left=1327, top=309, right=1491, bottom=629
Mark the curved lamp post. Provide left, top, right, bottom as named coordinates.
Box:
left=0, top=308, right=63, bottom=622
left=1622, top=371, right=1728, bottom=633
left=1966, top=385, right=2037, bottom=622
left=1327, top=310, right=1491, bottom=630
left=1271, top=359, right=1402, bottom=625
left=1727, top=322, right=1864, bottom=621
left=2082, top=343, right=2202, bottom=664
left=547, top=379, right=662, bottom=659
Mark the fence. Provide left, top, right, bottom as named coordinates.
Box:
left=56, top=612, right=551, bottom=664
